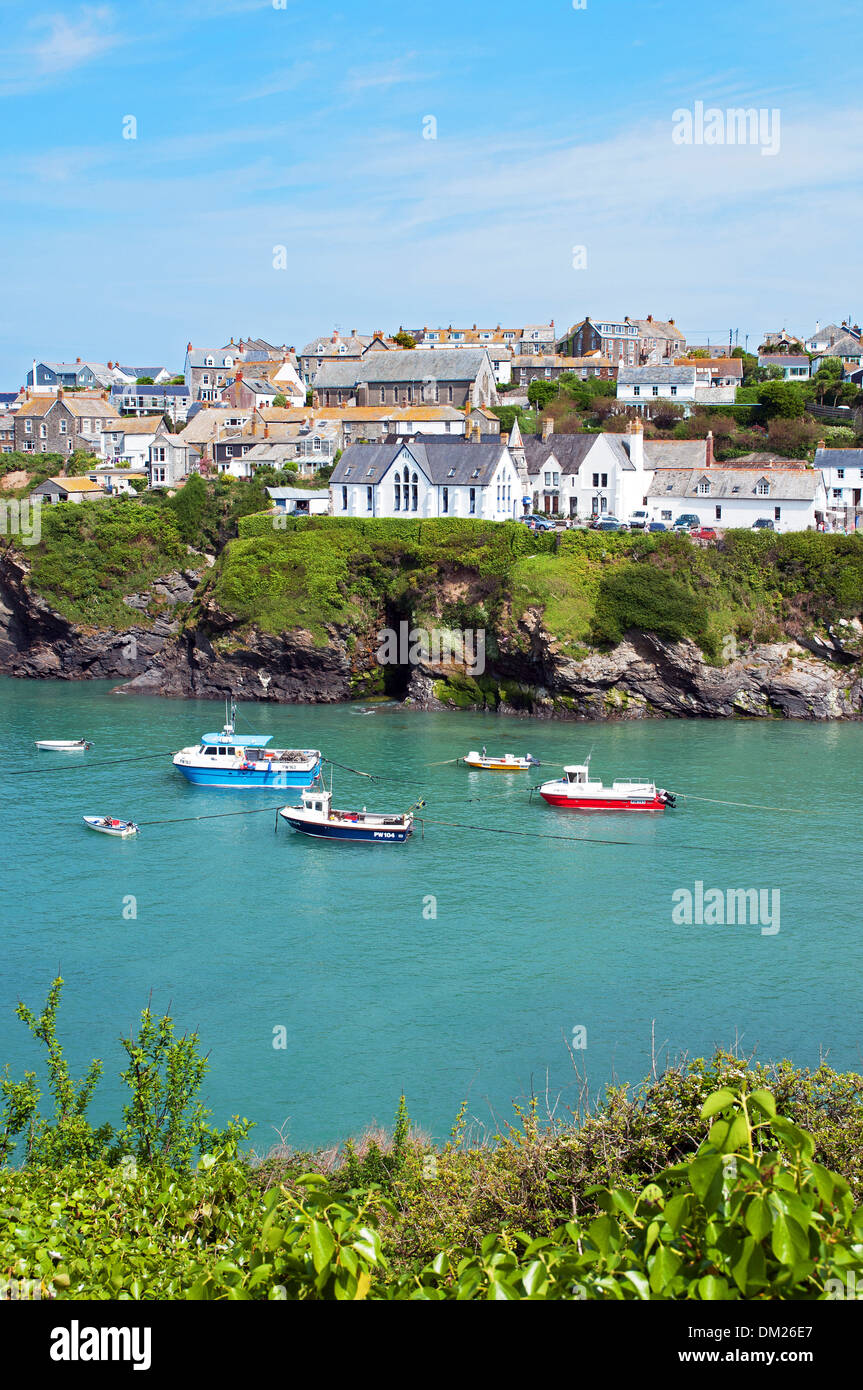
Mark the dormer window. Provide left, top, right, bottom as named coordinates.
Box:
left=205, top=356, right=214, bottom=367
left=756, top=480, right=770, bottom=495
left=698, top=480, right=711, bottom=494
left=225, top=356, right=233, bottom=368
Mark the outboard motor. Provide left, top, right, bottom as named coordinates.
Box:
left=660, top=789, right=676, bottom=808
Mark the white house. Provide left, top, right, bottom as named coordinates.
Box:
left=148, top=422, right=198, bottom=487
left=523, top=419, right=658, bottom=520
left=647, top=465, right=826, bottom=531
left=617, top=366, right=698, bottom=411
left=100, top=415, right=163, bottom=466
left=813, top=447, right=863, bottom=529
left=328, top=437, right=522, bottom=520
left=618, top=365, right=736, bottom=413
left=268, top=358, right=308, bottom=405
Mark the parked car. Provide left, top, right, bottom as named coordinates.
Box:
left=629, top=509, right=650, bottom=530
left=592, top=518, right=627, bottom=531
left=673, top=513, right=700, bottom=532
left=647, top=521, right=668, bottom=532
left=751, top=518, right=775, bottom=531
left=693, top=527, right=718, bottom=542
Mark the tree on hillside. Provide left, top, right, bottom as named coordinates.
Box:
left=136, top=377, right=155, bottom=385
left=812, top=357, right=844, bottom=404
left=527, top=379, right=558, bottom=409
left=171, top=470, right=207, bottom=544
left=756, top=380, right=806, bottom=418
left=272, top=394, right=287, bottom=408
left=393, top=331, right=416, bottom=349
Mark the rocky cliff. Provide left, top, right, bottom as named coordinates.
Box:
left=2, top=546, right=861, bottom=720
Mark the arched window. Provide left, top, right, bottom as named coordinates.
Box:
left=412, top=472, right=418, bottom=511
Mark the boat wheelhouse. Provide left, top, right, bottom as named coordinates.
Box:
left=538, top=762, right=675, bottom=812
left=172, top=700, right=322, bottom=789
left=279, top=787, right=414, bottom=842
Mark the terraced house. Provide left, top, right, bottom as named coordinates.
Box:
left=13, top=392, right=120, bottom=455
left=311, top=348, right=499, bottom=410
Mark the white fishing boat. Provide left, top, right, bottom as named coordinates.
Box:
left=82, top=816, right=139, bottom=838
left=278, top=787, right=414, bottom=842
left=463, top=750, right=539, bottom=772
left=35, top=739, right=92, bottom=751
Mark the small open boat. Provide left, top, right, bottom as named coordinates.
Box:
left=538, top=760, right=675, bottom=812
left=278, top=787, right=413, bottom=842
left=463, top=750, right=539, bottom=772
left=35, top=739, right=92, bottom=751
left=83, top=815, right=139, bottom=838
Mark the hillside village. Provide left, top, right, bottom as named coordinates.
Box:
left=3, top=316, right=863, bottom=534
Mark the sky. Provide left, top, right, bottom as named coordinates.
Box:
left=1, top=0, right=861, bottom=381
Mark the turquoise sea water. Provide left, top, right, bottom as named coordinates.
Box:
left=1, top=676, right=862, bottom=1155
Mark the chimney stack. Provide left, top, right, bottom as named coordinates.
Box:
left=187, top=342, right=193, bottom=352
left=705, top=430, right=714, bottom=468
left=627, top=415, right=644, bottom=469
left=541, top=415, right=554, bottom=441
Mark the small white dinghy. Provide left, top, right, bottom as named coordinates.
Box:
left=83, top=815, right=139, bottom=838
left=36, top=739, right=92, bottom=751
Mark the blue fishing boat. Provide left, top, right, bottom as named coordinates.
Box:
left=278, top=786, right=414, bottom=842
left=173, top=700, right=322, bottom=790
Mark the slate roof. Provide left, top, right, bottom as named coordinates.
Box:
left=647, top=467, right=822, bottom=501
left=758, top=355, right=810, bottom=369
left=814, top=447, right=863, bottom=470
left=300, top=333, right=372, bottom=356
left=266, top=487, right=330, bottom=501
left=523, top=433, right=635, bottom=478
left=330, top=439, right=505, bottom=486
left=816, top=334, right=862, bottom=358
left=186, top=350, right=245, bottom=368
left=643, top=440, right=710, bottom=470
left=314, top=348, right=492, bottom=389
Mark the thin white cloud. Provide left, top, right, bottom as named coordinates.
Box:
left=0, top=6, right=122, bottom=94
left=344, top=52, right=427, bottom=93
left=31, top=6, right=119, bottom=74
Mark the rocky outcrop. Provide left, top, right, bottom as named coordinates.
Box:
left=403, top=622, right=863, bottom=721
left=2, top=549, right=862, bottom=719
left=0, top=550, right=191, bottom=682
